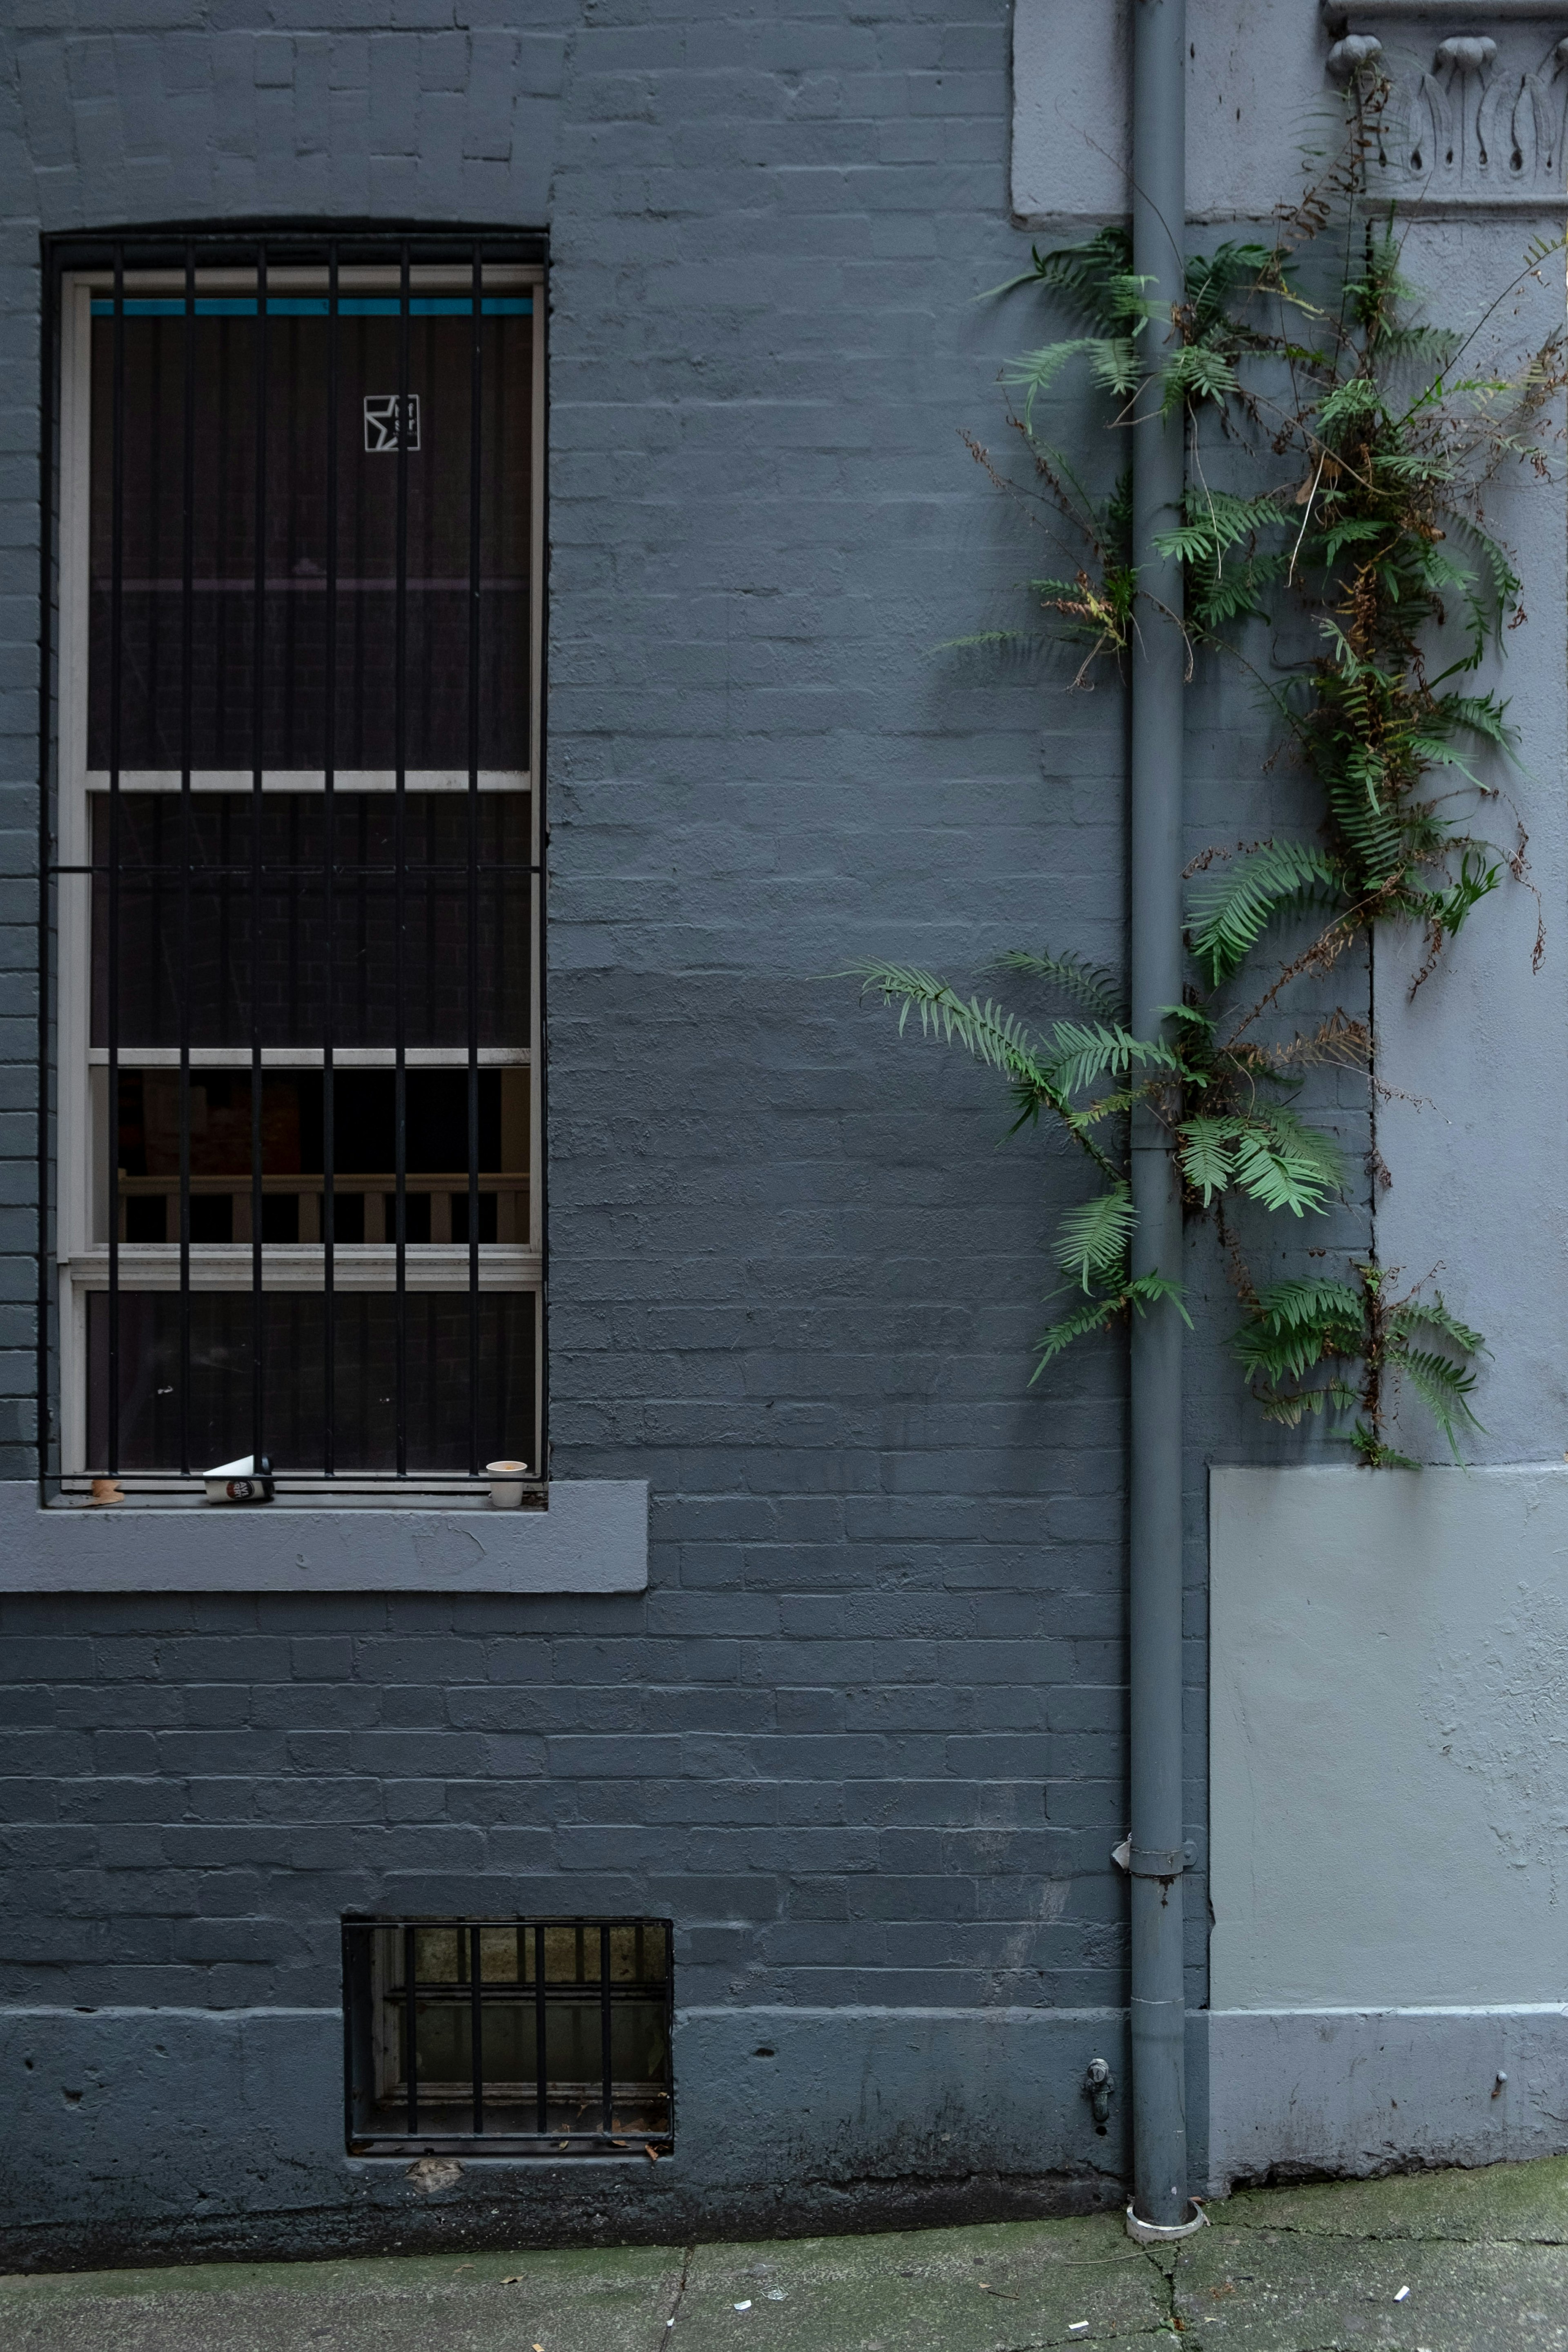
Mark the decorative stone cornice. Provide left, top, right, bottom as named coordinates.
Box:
left=1323, top=8, right=1568, bottom=203
left=1325, top=1, right=1568, bottom=20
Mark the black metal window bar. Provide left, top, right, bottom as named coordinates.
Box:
left=39, top=229, right=545, bottom=1492
left=342, top=1918, right=674, bottom=2157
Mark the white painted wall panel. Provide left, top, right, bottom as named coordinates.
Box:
left=1212, top=1465, right=1568, bottom=2009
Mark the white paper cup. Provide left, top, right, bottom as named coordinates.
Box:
left=486, top=1459, right=528, bottom=1508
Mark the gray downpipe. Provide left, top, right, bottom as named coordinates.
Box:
left=1127, top=0, right=1192, bottom=2231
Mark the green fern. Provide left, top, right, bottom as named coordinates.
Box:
left=1054, top=1184, right=1137, bottom=1290
left=1186, top=842, right=1344, bottom=986
left=852, top=100, right=1547, bottom=1429
left=1178, top=1109, right=1344, bottom=1216
left=1032, top=1270, right=1191, bottom=1378
left=994, top=949, right=1125, bottom=1022
left=1395, top=1346, right=1482, bottom=1461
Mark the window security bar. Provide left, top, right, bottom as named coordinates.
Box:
left=341, top=1917, right=675, bottom=2158
left=39, top=230, right=544, bottom=1490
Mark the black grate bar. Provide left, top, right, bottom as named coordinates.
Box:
left=394, top=240, right=410, bottom=1477
left=35, top=227, right=55, bottom=1497
left=64, top=860, right=539, bottom=878
left=534, top=1922, right=547, bottom=2136
left=249, top=240, right=268, bottom=1468
left=177, top=243, right=196, bottom=1475
left=106, top=245, right=125, bottom=1477
left=470, top=1922, right=484, bottom=2137
left=323, top=240, right=339, bottom=1476
left=405, top=1922, right=419, bottom=2135
left=467, top=241, right=483, bottom=1474
left=599, top=1922, right=613, bottom=2134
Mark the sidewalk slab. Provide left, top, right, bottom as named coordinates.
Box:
left=7, top=2157, right=1568, bottom=2352
left=1176, top=2225, right=1568, bottom=2350
left=672, top=2216, right=1169, bottom=2350
left=0, top=2243, right=682, bottom=2352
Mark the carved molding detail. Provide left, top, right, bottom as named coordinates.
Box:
left=1325, top=1, right=1568, bottom=21
left=1332, top=27, right=1568, bottom=199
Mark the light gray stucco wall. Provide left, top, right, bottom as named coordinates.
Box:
left=1372, top=211, right=1568, bottom=1463
left=1209, top=1465, right=1568, bottom=2188
left=1016, top=0, right=1568, bottom=2192
left=1010, top=0, right=1329, bottom=225
left=1213, top=1467, right=1568, bottom=2011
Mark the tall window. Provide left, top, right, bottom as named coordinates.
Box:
left=47, top=234, right=543, bottom=1493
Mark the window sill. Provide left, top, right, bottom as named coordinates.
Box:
left=54, top=1476, right=546, bottom=1507
left=0, top=1479, right=646, bottom=1592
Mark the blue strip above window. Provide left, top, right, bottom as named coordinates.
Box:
left=91, top=296, right=533, bottom=318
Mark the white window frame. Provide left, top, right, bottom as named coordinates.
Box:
left=53, top=262, right=546, bottom=1494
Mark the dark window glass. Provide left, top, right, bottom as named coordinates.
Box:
left=91, top=794, right=530, bottom=1048
left=88, top=304, right=532, bottom=772
left=111, top=1069, right=528, bottom=1246
left=88, top=1290, right=535, bottom=1473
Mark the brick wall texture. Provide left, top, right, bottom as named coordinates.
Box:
left=0, top=2, right=1368, bottom=2058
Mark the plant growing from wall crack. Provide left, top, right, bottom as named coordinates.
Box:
left=855, top=81, right=1564, bottom=1463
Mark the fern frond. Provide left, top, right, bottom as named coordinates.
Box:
left=1031, top=1292, right=1130, bottom=1368
left=995, top=949, right=1125, bottom=1022
left=1250, top=1276, right=1365, bottom=1332
left=1030, top=1269, right=1190, bottom=1378
left=1228, top=1110, right=1345, bottom=1216
left=1388, top=1292, right=1486, bottom=1354
left=1054, top=1184, right=1137, bottom=1291
left=1186, top=840, right=1343, bottom=986
left=1042, top=1020, right=1182, bottom=1101
left=1004, top=334, right=1143, bottom=416
left=1088, top=337, right=1146, bottom=397
left=1394, top=1343, right=1483, bottom=1461
left=1002, top=226, right=1145, bottom=330
left=1234, top=1277, right=1363, bottom=1384
left=1160, top=343, right=1239, bottom=412
left=1186, top=241, right=1287, bottom=325
left=849, top=965, right=1051, bottom=1090
left=1432, top=690, right=1515, bottom=753
left=1156, top=489, right=1288, bottom=566
left=1178, top=1118, right=1237, bottom=1206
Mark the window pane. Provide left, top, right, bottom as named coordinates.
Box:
left=111, top=1068, right=528, bottom=1247
left=91, top=793, right=530, bottom=1048
left=87, top=1289, right=536, bottom=1472
left=88, top=302, right=532, bottom=772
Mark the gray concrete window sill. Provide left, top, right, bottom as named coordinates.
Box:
left=0, top=1479, right=647, bottom=1592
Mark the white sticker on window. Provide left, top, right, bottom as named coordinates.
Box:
left=363, top=393, right=421, bottom=452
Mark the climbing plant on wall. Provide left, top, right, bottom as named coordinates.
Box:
left=854, top=80, right=1564, bottom=1465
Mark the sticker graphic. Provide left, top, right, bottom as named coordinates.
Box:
left=363, top=394, right=421, bottom=452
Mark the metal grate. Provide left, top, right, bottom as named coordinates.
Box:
left=38, top=229, right=545, bottom=1490
left=342, top=1916, right=675, bottom=2157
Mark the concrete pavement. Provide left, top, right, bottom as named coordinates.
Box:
left=5, top=2154, right=1568, bottom=2348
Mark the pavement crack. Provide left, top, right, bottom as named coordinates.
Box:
left=657, top=2244, right=694, bottom=2347
left=1218, top=2218, right=1568, bottom=2250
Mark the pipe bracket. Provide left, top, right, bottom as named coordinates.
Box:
left=1111, top=1837, right=1196, bottom=1878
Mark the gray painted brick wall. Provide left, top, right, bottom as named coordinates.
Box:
left=0, top=0, right=1364, bottom=2246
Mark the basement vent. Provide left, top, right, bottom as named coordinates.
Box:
left=342, top=1916, right=673, bottom=2156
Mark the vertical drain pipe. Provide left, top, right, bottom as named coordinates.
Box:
left=1126, top=0, right=1196, bottom=2236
